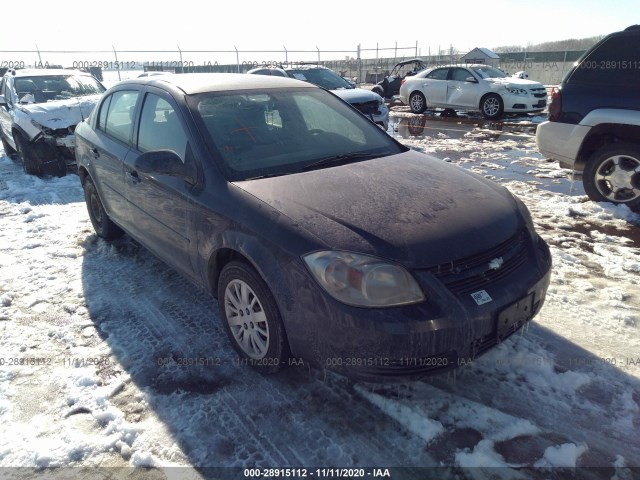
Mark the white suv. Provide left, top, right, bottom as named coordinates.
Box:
left=536, top=26, right=640, bottom=210
left=0, top=68, right=105, bottom=176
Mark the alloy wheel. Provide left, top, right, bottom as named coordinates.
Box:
left=224, top=279, right=270, bottom=359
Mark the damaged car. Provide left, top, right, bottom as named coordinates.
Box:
left=0, top=68, right=105, bottom=176
left=400, top=64, right=547, bottom=119
left=249, top=65, right=389, bottom=131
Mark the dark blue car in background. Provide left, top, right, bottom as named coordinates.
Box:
left=75, top=73, right=551, bottom=381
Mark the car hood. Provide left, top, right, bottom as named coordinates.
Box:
left=331, top=88, right=383, bottom=103
left=485, top=77, right=544, bottom=88
left=18, top=95, right=102, bottom=129
left=235, top=150, right=521, bottom=268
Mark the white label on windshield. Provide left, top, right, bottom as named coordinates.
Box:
left=471, top=290, right=492, bottom=305
left=291, top=73, right=307, bottom=81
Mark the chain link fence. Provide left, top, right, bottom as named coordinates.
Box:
left=0, top=44, right=585, bottom=86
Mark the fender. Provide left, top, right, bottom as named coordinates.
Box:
left=580, top=108, right=640, bottom=127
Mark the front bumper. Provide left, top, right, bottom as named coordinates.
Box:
left=502, top=92, right=547, bottom=113
left=281, top=233, right=552, bottom=382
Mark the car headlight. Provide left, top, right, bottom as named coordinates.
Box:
left=303, top=251, right=425, bottom=307
left=30, top=119, right=51, bottom=134
left=506, top=86, right=528, bottom=95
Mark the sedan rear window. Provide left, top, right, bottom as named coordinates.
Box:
left=190, top=88, right=402, bottom=181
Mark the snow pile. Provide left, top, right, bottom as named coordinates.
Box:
left=534, top=443, right=588, bottom=467
left=354, top=385, right=444, bottom=443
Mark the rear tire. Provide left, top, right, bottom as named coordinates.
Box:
left=218, top=261, right=289, bottom=373
left=409, top=91, right=427, bottom=114
left=83, top=177, right=124, bottom=239
left=583, top=142, right=640, bottom=211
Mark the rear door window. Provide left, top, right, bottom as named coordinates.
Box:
left=99, top=91, right=139, bottom=144
left=569, top=35, right=640, bottom=87
left=426, top=68, right=449, bottom=81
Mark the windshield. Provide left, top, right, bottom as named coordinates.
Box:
left=470, top=66, right=507, bottom=79
left=286, top=68, right=354, bottom=90
left=189, top=88, right=403, bottom=181
left=14, top=75, right=105, bottom=104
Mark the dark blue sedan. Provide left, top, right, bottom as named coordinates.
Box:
left=75, top=73, right=551, bottom=381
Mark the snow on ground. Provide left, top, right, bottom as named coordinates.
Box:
left=0, top=109, right=639, bottom=479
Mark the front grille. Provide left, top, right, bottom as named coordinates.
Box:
left=351, top=100, right=381, bottom=116
left=530, top=88, right=547, bottom=98
left=425, top=229, right=529, bottom=296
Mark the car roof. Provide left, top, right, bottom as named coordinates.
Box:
left=7, top=68, right=94, bottom=77
left=284, top=65, right=327, bottom=71
left=395, top=58, right=426, bottom=66
left=121, top=72, right=313, bottom=95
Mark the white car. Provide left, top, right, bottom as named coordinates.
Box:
left=399, top=64, right=547, bottom=119
left=0, top=68, right=105, bottom=176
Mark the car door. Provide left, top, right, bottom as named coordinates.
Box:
left=446, top=68, right=481, bottom=108
left=420, top=68, right=449, bottom=106
left=88, top=89, right=140, bottom=226
left=122, top=89, right=197, bottom=280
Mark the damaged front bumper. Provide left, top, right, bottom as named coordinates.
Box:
left=30, top=121, right=77, bottom=161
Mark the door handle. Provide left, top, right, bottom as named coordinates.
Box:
left=126, top=170, right=141, bottom=184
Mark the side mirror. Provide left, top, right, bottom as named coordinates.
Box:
left=465, top=76, right=477, bottom=83
left=134, top=150, right=195, bottom=184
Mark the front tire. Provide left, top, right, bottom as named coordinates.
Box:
left=1, top=131, right=16, bottom=155
left=218, top=261, right=289, bottom=373
left=13, top=131, right=66, bottom=177
left=13, top=132, right=42, bottom=175
left=583, top=143, right=640, bottom=211
left=409, top=91, right=427, bottom=114
left=83, top=177, right=124, bottom=239
left=480, top=93, right=504, bottom=119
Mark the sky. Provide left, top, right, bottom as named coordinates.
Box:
left=2, top=0, right=638, bottom=65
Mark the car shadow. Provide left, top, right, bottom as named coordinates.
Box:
left=79, top=232, right=640, bottom=474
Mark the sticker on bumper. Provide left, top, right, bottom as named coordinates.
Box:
left=471, top=290, right=492, bottom=305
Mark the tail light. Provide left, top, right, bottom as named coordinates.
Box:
left=401, top=79, right=406, bottom=86
left=548, top=87, right=561, bottom=122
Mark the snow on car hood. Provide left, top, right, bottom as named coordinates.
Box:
left=331, top=88, right=382, bottom=103
left=19, top=95, right=102, bottom=130
left=236, top=150, right=521, bottom=268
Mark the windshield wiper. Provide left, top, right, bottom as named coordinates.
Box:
left=302, top=152, right=380, bottom=172
left=243, top=172, right=289, bottom=181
